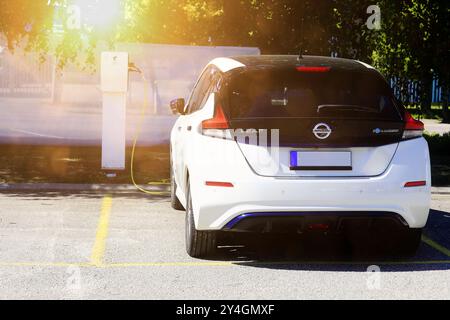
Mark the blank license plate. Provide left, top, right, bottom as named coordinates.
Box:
left=290, top=151, right=352, bottom=170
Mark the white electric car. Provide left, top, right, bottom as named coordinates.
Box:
left=170, top=55, right=431, bottom=258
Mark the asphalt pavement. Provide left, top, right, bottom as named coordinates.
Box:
left=0, top=188, right=449, bottom=299
left=0, top=99, right=176, bottom=146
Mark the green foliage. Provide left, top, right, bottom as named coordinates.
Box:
left=0, top=0, right=54, bottom=59
left=331, top=0, right=378, bottom=61
left=371, top=1, right=449, bottom=113
left=0, top=0, right=448, bottom=112
left=0, top=0, right=336, bottom=67
left=424, top=132, right=450, bottom=156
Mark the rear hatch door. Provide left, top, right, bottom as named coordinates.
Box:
left=222, top=67, right=404, bottom=177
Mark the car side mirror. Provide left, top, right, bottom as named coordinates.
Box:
left=170, top=98, right=185, bottom=115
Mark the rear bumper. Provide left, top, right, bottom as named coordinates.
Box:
left=189, top=138, right=431, bottom=230
left=222, top=211, right=408, bottom=233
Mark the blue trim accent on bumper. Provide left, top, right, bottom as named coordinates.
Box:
left=223, top=211, right=399, bottom=230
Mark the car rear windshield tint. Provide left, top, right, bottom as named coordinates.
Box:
left=224, top=68, right=402, bottom=121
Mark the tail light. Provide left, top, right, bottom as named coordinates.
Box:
left=202, top=104, right=232, bottom=138
left=402, top=111, right=424, bottom=140
left=296, top=66, right=331, bottom=73
left=202, top=104, right=229, bottom=129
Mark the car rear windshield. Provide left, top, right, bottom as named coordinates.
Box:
left=223, top=68, right=402, bottom=121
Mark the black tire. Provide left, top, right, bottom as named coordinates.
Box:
left=185, top=178, right=217, bottom=258
left=170, top=166, right=184, bottom=211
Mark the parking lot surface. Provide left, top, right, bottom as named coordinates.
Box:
left=0, top=189, right=449, bottom=299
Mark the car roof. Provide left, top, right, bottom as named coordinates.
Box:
left=210, top=55, right=374, bottom=73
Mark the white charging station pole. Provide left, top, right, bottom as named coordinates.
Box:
left=100, top=52, right=129, bottom=170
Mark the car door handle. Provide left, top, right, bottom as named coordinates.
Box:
left=187, top=126, right=192, bottom=131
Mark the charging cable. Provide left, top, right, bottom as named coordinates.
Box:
left=129, top=63, right=169, bottom=196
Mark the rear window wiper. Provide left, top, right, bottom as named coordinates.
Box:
left=317, top=104, right=378, bottom=113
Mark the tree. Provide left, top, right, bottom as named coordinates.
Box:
left=431, top=0, right=450, bottom=123
left=247, top=0, right=333, bottom=55
left=0, top=0, right=159, bottom=68
left=371, top=1, right=450, bottom=117
left=331, top=0, right=379, bottom=61
left=0, top=0, right=54, bottom=59
left=0, top=0, right=336, bottom=68
left=1, top=0, right=447, bottom=121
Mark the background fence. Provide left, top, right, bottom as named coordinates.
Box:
left=0, top=48, right=55, bottom=99
left=390, top=76, right=444, bottom=105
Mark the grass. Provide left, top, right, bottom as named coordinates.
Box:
left=424, top=132, right=450, bottom=156
left=424, top=133, right=450, bottom=186
left=406, top=104, right=444, bottom=120
left=0, top=144, right=170, bottom=185
left=429, top=156, right=450, bottom=187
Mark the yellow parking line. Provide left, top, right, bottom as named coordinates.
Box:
left=90, top=195, right=113, bottom=267
left=422, top=234, right=450, bottom=257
